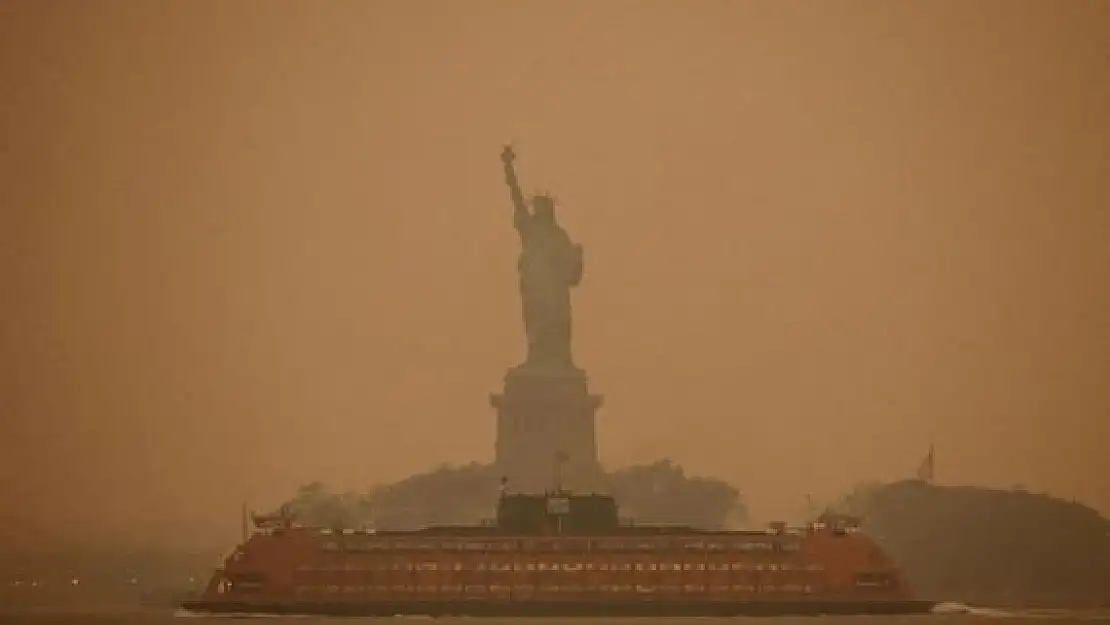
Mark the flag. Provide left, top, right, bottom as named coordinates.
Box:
left=240, top=501, right=249, bottom=543
left=916, top=444, right=935, bottom=482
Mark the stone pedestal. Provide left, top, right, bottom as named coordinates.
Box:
left=490, top=366, right=603, bottom=494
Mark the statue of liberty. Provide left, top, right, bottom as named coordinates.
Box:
left=500, top=145, right=584, bottom=372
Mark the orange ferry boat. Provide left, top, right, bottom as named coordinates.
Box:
left=182, top=488, right=933, bottom=616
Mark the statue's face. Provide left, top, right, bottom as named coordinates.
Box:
left=533, top=196, right=555, bottom=223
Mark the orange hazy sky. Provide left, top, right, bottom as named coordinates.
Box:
left=2, top=0, right=1108, bottom=550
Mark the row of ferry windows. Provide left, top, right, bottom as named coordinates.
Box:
left=294, top=583, right=815, bottom=594
left=298, top=562, right=825, bottom=573
left=321, top=540, right=799, bottom=553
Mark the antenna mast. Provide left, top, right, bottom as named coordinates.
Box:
left=552, top=451, right=569, bottom=493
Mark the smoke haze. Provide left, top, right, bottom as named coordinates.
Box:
left=1, top=0, right=1108, bottom=550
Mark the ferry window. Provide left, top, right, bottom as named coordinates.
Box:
left=854, top=572, right=892, bottom=587
left=696, top=563, right=705, bottom=571
left=546, top=497, right=570, bottom=515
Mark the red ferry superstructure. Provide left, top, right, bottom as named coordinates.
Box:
left=183, top=490, right=933, bottom=616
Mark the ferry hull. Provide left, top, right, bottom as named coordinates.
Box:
left=181, top=599, right=936, bottom=617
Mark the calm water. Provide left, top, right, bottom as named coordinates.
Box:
left=3, top=607, right=1110, bottom=625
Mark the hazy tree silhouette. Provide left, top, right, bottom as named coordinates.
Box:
left=275, top=459, right=744, bottom=531
left=833, top=479, right=1110, bottom=607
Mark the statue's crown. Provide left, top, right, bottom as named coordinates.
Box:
left=532, top=191, right=556, bottom=206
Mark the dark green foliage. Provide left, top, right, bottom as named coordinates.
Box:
left=834, top=479, right=1110, bottom=607
left=275, top=459, right=745, bottom=532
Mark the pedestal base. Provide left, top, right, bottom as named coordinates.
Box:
left=491, top=366, right=603, bottom=494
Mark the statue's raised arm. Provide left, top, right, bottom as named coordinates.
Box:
left=501, top=145, right=530, bottom=232
left=499, top=145, right=582, bottom=371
